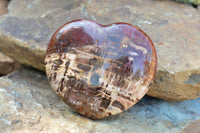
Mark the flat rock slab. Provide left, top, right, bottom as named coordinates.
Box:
left=0, top=0, right=200, bottom=101
left=0, top=66, right=200, bottom=133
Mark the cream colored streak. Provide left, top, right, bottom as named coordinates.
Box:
left=122, top=37, right=148, bottom=54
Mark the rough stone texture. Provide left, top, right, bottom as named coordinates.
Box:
left=0, top=52, right=20, bottom=76
left=0, top=0, right=200, bottom=101
left=0, top=66, right=200, bottom=133
left=182, top=120, right=200, bottom=133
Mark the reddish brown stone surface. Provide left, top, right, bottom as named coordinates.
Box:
left=45, top=20, right=157, bottom=119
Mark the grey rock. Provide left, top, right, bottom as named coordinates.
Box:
left=0, top=66, right=200, bottom=132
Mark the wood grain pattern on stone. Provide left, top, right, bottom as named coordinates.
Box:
left=0, top=66, right=200, bottom=132
left=45, top=20, right=157, bottom=119
left=0, top=0, right=200, bottom=101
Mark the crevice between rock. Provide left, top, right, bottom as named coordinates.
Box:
left=0, top=52, right=20, bottom=77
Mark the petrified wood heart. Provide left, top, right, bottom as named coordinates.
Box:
left=45, top=20, right=157, bottom=119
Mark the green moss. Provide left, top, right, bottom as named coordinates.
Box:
left=175, top=0, right=200, bottom=5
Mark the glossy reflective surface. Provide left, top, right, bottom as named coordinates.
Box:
left=45, top=20, right=157, bottom=119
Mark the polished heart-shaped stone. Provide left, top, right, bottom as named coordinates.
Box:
left=45, top=20, right=157, bottom=119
